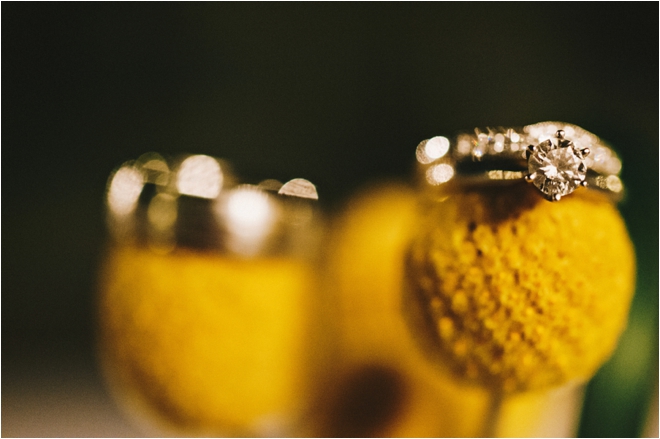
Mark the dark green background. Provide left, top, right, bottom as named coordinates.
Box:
left=3, top=3, right=657, bottom=437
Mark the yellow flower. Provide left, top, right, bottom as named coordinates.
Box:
left=325, top=182, right=487, bottom=437
left=326, top=181, right=635, bottom=436
left=406, top=183, right=636, bottom=393
left=98, top=245, right=317, bottom=436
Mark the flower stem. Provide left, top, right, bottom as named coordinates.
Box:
left=482, top=390, right=504, bottom=438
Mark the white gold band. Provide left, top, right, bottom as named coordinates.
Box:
left=416, top=121, right=624, bottom=202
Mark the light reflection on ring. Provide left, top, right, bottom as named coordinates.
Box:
left=176, top=155, right=223, bottom=199
left=107, top=165, right=144, bottom=217
left=218, top=186, right=278, bottom=256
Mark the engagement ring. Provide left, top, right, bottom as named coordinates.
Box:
left=416, top=121, right=623, bottom=202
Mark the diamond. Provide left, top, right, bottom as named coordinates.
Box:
left=527, top=132, right=588, bottom=201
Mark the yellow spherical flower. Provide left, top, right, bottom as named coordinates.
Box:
left=406, top=183, right=636, bottom=393
left=325, top=182, right=489, bottom=437
left=98, top=245, right=315, bottom=436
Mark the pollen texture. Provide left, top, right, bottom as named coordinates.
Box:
left=406, top=184, right=636, bottom=393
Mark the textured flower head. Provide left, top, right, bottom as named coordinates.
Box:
left=405, top=184, right=636, bottom=393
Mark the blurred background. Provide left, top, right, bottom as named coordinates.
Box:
left=2, top=3, right=657, bottom=437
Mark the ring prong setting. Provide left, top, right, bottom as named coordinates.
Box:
left=577, top=147, right=590, bottom=159
left=525, top=144, right=536, bottom=159
left=526, top=128, right=590, bottom=202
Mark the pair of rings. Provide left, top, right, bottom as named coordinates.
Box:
left=416, top=121, right=623, bottom=202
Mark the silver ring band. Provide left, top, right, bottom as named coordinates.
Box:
left=416, top=121, right=624, bottom=202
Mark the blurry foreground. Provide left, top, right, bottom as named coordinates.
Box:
left=2, top=171, right=657, bottom=437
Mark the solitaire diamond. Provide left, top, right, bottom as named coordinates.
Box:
left=417, top=123, right=623, bottom=202
left=526, top=130, right=589, bottom=201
